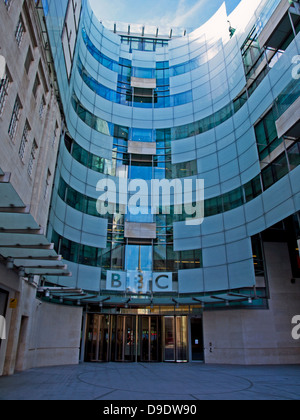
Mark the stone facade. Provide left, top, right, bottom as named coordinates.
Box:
left=203, top=242, right=300, bottom=364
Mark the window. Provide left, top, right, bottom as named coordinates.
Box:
left=18, top=120, right=30, bottom=161
left=8, top=95, right=21, bottom=140
left=251, top=234, right=265, bottom=277
left=58, top=178, right=67, bottom=201
left=244, top=175, right=262, bottom=202
left=52, top=122, right=59, bottom=147
left=39, top=95, right=46, bottom=119
left=241, top=26, right=264, bottom=81
left=0, top=68, right=11, bottom=115
left=177, top=249, right=202, bottom=270
left=114, top=125, right=129, bottom=140
left=60, top=237, right=79, bottom=263
left=66, top=187, right=83, bottom=212
left=154, top=245, right=167, bottom=271
left=15, top=15, right=25, bottom=47
left=79, top=245, right=97, bottom=266
left=131, top=128, right=154, bottom=143
left=261, top=152, right=289, bottom=190
left=111, top=244, right=124, bottom=270
left=222, top=187, right=244, bottom=212
left=27, top=140, right=38, bottom=177
left=287, top=142, right=300, bottom=170
left=125, top=245, right=152, bottom=271
left=133, top=87, right=153, bottom=107
left=171, top=90, right=193, bottom=107
left=205, top=196, right=223, bottom=217
left=24, top=47, right=34, bottom=74
left=166, top=160, right=197, bottom=179
left=255, top=107, right=282, bottom=161
left=62, top=0, right=82, bottom=77
left=233, top=90, right=247, bottom=113
left=44, top=169, right=51, bottom=199
left=32, top=73, right=40, bottom=98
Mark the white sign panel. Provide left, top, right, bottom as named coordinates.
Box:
left=126, top=271, right=151, bottom=294
left=106, top=271, right=126, bottom=292
left=106, top=271, right=173, bottom=293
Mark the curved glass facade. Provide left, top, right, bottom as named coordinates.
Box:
left=44, top=0, right=300, bottom=309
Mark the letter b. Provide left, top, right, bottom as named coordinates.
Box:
left=111, top=274, right=122, bottom=288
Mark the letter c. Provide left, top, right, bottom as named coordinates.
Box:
left=155, top=275, right=169, bottom=290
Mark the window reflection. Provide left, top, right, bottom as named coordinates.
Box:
left=125, top=245, right=152, bottom=271
left=130, top=165, right=153, bottom=180
left=131, top=128, right=154, bottom=142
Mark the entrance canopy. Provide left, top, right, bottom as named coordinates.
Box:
left=0, top=172, right=71, bottom=278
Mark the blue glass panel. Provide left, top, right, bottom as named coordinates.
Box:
left=130, top=166, right=153, bottom=180
left=131, top=128, right=154, bottom=142
left=125, top=245, right=152, bottom=271
left=133, top=67, right=155, bottom=78
left=171, top=90, right=193, bottom=107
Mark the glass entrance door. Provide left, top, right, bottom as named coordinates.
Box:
left=139, top=316, right=161, bottom=362
left=85, top=314, right=188, bottom=363
left=85, top=314, right=109, bottom=362
left=163, top=316, right=188, bottom=362
left=111, top=315, right=135, bottom=362
left=176, top=316, right=188, bottom=362
left=164, top=316, right=175, bottom=361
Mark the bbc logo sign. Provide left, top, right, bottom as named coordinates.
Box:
left=106, top=271, right=173, bottom=294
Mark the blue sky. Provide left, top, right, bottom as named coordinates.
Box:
left=90, top=0, right=242, bottom=30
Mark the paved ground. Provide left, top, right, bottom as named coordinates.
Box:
left=0, top=363, right=299, bottom=400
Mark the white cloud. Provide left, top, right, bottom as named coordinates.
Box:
left=89, top=0, right=208, bottom=30
left=172, top=0, right=206, bottom=27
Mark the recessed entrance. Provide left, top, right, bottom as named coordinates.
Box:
left=85, top=314, right=189, bottom=363
left=190, top=317, right=204, bottom=362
